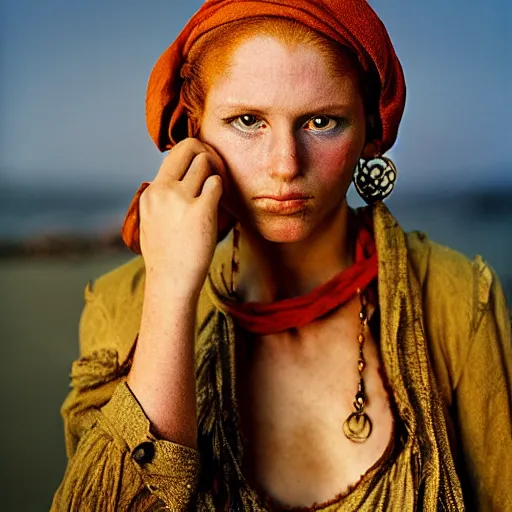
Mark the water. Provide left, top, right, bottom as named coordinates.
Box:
left=0, top=182, right=135, bottom=239
left=3, top=181, right=509, bottom=297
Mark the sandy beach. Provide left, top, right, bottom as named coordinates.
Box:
left=0, top=253, right=132, bottom=511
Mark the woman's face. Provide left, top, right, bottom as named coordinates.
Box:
left=200, top=36, right=372, bottom=243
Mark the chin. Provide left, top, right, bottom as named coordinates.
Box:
left=250, top=215, right=315, bottom=244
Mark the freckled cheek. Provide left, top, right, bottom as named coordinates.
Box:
left=308, top=140, right=360, bottom=188
left=212, top=136, right=263, bottom=191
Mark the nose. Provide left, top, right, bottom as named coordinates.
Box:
left=267, top=128, right=302, bottom=181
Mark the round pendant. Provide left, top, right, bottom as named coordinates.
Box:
left=343, top=412, right=372, bottom=443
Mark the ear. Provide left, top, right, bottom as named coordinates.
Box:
left=361, top=113, right=380, bottom=159
left=361, top=140, right=379, bottom=160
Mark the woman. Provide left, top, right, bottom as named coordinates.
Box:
left=52, top=0, right=512, bottom=511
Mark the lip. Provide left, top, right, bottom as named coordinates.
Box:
left=257, top=193, right=311, bottom=201
left=253, top=197, right=311, bottom=214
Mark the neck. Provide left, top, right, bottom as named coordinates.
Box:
left=235, top=200, right=356, bottom=302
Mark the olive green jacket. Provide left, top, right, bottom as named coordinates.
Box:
left=51, top=202, right=512, bottom=511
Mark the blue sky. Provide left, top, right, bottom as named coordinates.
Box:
left=0, top=0, right=510, bottom=192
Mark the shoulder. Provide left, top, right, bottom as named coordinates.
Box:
left=92, top=255, right=146, bottom=298
left=80, top=255, right=218, bottom=366
left=405, top=230, right=493, bottom=318
left=79, top=256, right=146, bottom=364
left=403, top=230, right=499, bottom=397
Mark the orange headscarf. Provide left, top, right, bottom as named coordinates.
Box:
left=146, top=0, right=406, bottom=155
left=123, top=0, right=406, bottom=254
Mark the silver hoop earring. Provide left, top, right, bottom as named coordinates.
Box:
left=353, top=156, right=397, bottom=204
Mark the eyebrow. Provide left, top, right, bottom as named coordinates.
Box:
left=215, top=103, right=353, bottom=117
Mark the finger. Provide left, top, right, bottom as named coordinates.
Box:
left=199, top=174, right=223, bottom=208
left=181, top=152, right=216, bottom=197
left=201, top=142, right=228, bottom=180
left=153, top=138, right=210, bottom=185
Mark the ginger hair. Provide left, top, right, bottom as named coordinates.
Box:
left=179, top=17, right=381, bottom=141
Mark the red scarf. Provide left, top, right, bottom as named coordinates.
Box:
left=218, top=207, right=377, bottom=335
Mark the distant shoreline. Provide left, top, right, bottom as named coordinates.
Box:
left=0, top=233, right=132, bottom=259
left=1, top=227, right=510, bottom=307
